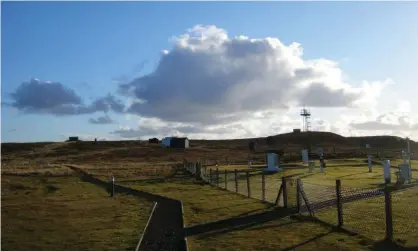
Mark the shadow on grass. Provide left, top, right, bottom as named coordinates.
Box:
left=337, top=171, right=371, bottom=179
left=280, top=230, right=334, bottom=251
left=372, top=240, right=418, bottom=251
left=186, top=207, right=296, bottom=238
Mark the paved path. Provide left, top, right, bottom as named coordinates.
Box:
left=67, top=165, right=187, bottom=251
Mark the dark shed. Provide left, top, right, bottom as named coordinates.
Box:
left=170, top=137, right=189, bottom=148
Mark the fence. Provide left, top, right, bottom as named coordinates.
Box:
left=184, top=161, right=418, bottom=247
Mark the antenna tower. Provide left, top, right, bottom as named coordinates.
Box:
left=300, top=106, right=311, bottom=132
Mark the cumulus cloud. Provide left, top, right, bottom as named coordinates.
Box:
left=6, top=78, right=125, bottom=116
left=119, top=25, right=378, bottom=125
left=88, top=115, right=115, bottom=125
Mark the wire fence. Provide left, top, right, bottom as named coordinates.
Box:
left=184, top=162, right=418, bottom=248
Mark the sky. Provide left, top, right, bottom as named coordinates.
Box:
left=1, top=1, right=418, bottom=143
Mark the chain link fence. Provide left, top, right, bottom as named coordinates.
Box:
left=183, top=161, right=418, bottom=248
left=392, top=186, right=418, bottom=247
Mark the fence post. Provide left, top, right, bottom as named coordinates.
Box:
left=296, top=179, right=301, bottom=212
left=384, top=188, right=393, bottom=241
left=282, top=176, right=288, bottom=208
left=209, top=168, right=212, bottom=184
left=336, top=180, right=344, bottom=227
left=111, top=176, right=115, bottom=197
left=196, top=162, right=201, bottom=181
left=224, top=170, right=227, bottom=189
left=234, top=169, right=238, bottom=193
left=246, top=171, right=251, bottom=198
left=262, top=172, right=266, bottom=201
left=216, top=167, right=220, bottom=186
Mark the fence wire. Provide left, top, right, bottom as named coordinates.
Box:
left=392, top=186, right=418, bottom=247
left=340, top=187, right=386, bottom=241
left=264, top=175, right=282, bottom=204
left=299, top=181, right=339, bottom=225
left=185, top=163, right=418, bottom=247
left=285, top=178, right=298, bottom=209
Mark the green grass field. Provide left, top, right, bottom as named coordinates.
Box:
left=312, top=186, right=418, bottom=247
left=118, top=172, right=374, bottom=251
left=1, top=175, right=153, bottom=251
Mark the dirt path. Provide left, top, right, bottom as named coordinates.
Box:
left=67, top=165, right=187, bottom=251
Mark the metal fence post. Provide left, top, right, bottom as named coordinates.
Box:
left=224, top=170, right=227, bottom=189
left=261, top=172, right=266, bottom=201
left=336, top=180, right=344, bottom=227
left=234, top=169, right=238, bottom=193
left=282, top=176, right=288, bottom=208
left=246, top=171, right=251, bottom=198
left=209, top=168, right=212, bottom=184
left=216, top=167, right=220, bottom=186
left=296, top=179, right=301, bottom=212
left=384, top=188, right=393, bottom=241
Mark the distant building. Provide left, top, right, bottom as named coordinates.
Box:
left=68, top=136, right=79, bottom=142
left=161, top=137, right=189, bottom=148
left=170, top=137, right=189, bottom=149
left=293, top=129, right=301, bottom=133
left=148, top=138, right=159, bottom=144
left=162, top=137, right=173, bottom=148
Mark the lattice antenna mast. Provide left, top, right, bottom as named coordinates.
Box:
left=300, top=106, right=311, bottom=132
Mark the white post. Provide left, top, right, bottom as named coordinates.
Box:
left=383, top=160, right=391, bottom=184
left=302, top=149, right=309, bottom=163
left=368, top=155, right=372, bottom=172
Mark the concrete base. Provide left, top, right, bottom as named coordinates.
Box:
left=263, top=167, right=283, bottom=173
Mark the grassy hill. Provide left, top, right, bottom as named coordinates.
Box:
left=2, top=131, right=416, bottom=166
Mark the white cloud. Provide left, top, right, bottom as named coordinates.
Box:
left=107, top=25, right=417, bottom=141
left=119, top=25, right=383, bottom=125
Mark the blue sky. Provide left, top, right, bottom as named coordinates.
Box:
left=2, top=2, right=418, bottom=142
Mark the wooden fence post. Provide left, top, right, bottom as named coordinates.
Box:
left=262, top=172, right=266, bottom=201
left=234, top=169, right=238, bottom=193
left=224, top=170, right=227, bottom=189
left=336, top=180, right=344, bottom=227
left=282, top=176, right=288, bottom=208
left=384, top=188, right=393, bottom=241
left=246, top=171, right=251, bottom=198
